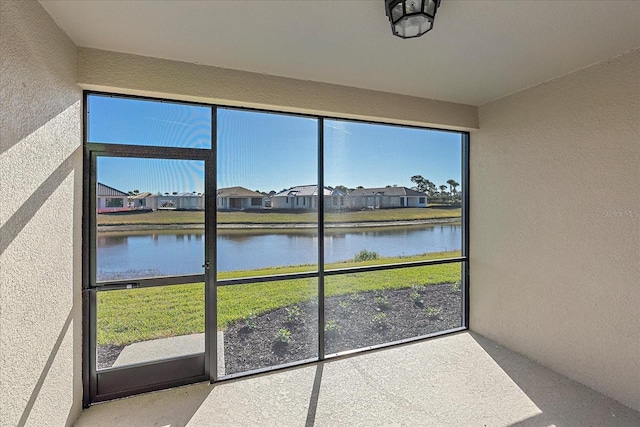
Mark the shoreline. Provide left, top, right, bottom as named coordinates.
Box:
left=97, top=217, right=460, bottom=232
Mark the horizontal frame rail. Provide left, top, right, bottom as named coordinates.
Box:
left=90, top=257, right=467, bottom=291
left=217, top=271, right=319, bottom=287
left=91, top=273, right=205, bottom=291
left=325, top=256, right=466, bottom=276
left=86, top=142, right=212, bottom=159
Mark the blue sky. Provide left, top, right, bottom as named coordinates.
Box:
left=91, top=96, right=462, bottom=194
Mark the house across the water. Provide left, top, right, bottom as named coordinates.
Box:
left=127, top=192, right=204, bottom=211
left=348, top=187, right=427, bottom=209
left=217, top=186, right=265, bottom=210
left=271, top=185, right=348, bottom=210
left=96, top=183, right=129, bottom=213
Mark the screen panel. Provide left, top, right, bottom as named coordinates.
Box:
left=323, top=120, right=463, bottom=264
left=218, top=278, right=318, bottom=376
left=97, top=283, right=204, bottom=370
left=87, top=94, right=212, bottom=149
left=324, top=263, right=463, bottom=355
left=216, top=108, right=319, bottom=278
left=95, top=156, right=205, bottom=282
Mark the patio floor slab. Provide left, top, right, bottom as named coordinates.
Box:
left=76, top=332, right=640, bottom=426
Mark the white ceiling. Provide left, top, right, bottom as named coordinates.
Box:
left=41, top=0, right=640, bottom=106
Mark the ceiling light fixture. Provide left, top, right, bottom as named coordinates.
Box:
left=385, top=0, right=441, bottom=39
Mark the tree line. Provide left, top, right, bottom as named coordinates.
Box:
left=128, top=174, right=461, bottom=202
left=411, top=175, right=461, bottom=204
left=410, top=175, right=459, bottom=196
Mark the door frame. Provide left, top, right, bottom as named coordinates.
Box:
left=83, top=145, right=216, bottom=405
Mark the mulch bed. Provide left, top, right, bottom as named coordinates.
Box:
left=223, top=283, right=461, bottom=375
left=97, top=344, right=125, bottom=370
left=97, top=283, right=461, bottom=373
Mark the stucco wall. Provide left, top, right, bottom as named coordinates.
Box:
left=0, top=1, right=82, bottom=426
left=77, top=48, right=478, bottom=131
left=470, top=49, right=640, bottom=411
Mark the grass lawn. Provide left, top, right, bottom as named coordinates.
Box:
left=97, top=206, right=461, bottom=226
left=97, top=251, right=462, bottom=346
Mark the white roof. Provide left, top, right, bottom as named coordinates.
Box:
left=273, top=185, right=347, bottom=198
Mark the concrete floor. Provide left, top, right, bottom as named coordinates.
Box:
left=76, top=332, right=640, bottom=426
left=112, top=332, right=226, bottom=377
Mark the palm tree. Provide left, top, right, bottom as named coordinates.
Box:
left=439, top=185, right=448, bottom=194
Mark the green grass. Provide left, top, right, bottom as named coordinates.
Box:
left=97, top=251, right=461, bottom=346
left=97, top=284, right=205, bottom=347
left=97, top=207, right=460, bottom=226
left=98, top=210, right=204, bottom=226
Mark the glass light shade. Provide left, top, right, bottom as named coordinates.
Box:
left=395, top=15, right=431, bottom=38
left=385, top=0, right=440, bottom=39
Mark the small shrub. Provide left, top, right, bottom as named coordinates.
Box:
left=274, top=328, right=292, bottom=344
left=244, top=311, right=258, bottom=330
left=424, top=306, right=442, bottom=319
left=371, top=312, right=389, bottom=330
left=451, top=280, right=462, bottom=293
left=410, top=291, right=423, bottom=306
left=411, top=284, right=426, bottom=293
left=338, top=300, right=350, bottom=309
left=374, top=292, right=389, bottom=310
left=285, top=305, right=302, bottom=323
left=349, top=293, right=365, bottom=302
left=324, top=320, right=340, bottom=333
left=354, top=249, right=379, bottom=262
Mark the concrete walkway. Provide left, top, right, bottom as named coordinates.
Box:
left=77, top=332, right=640, bottom=426
left=113, top=332, right=225, bottom=377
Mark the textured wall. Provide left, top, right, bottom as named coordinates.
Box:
left=0, top=1, right=82, bottom=426
left=470, top=49, right=640, bottom=411
left=77, top=48, right=478, bottom=131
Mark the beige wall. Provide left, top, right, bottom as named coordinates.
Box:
left=470, top=49, right=640, bottom=411
left=0, top=1, right=82, bottom=426
left=77, top=48, right=478, bottom=131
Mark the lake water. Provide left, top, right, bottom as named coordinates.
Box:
left=96, top=225, right=461, bottom=281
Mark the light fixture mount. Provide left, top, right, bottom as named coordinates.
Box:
left=385, top=0, right=441, bottom=39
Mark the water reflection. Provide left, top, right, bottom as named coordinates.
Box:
left=97, top=234, right=129, bottom=248
left=97, top=225, right=461, bottom=281
left=97, top=230, right=205, bottom=281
